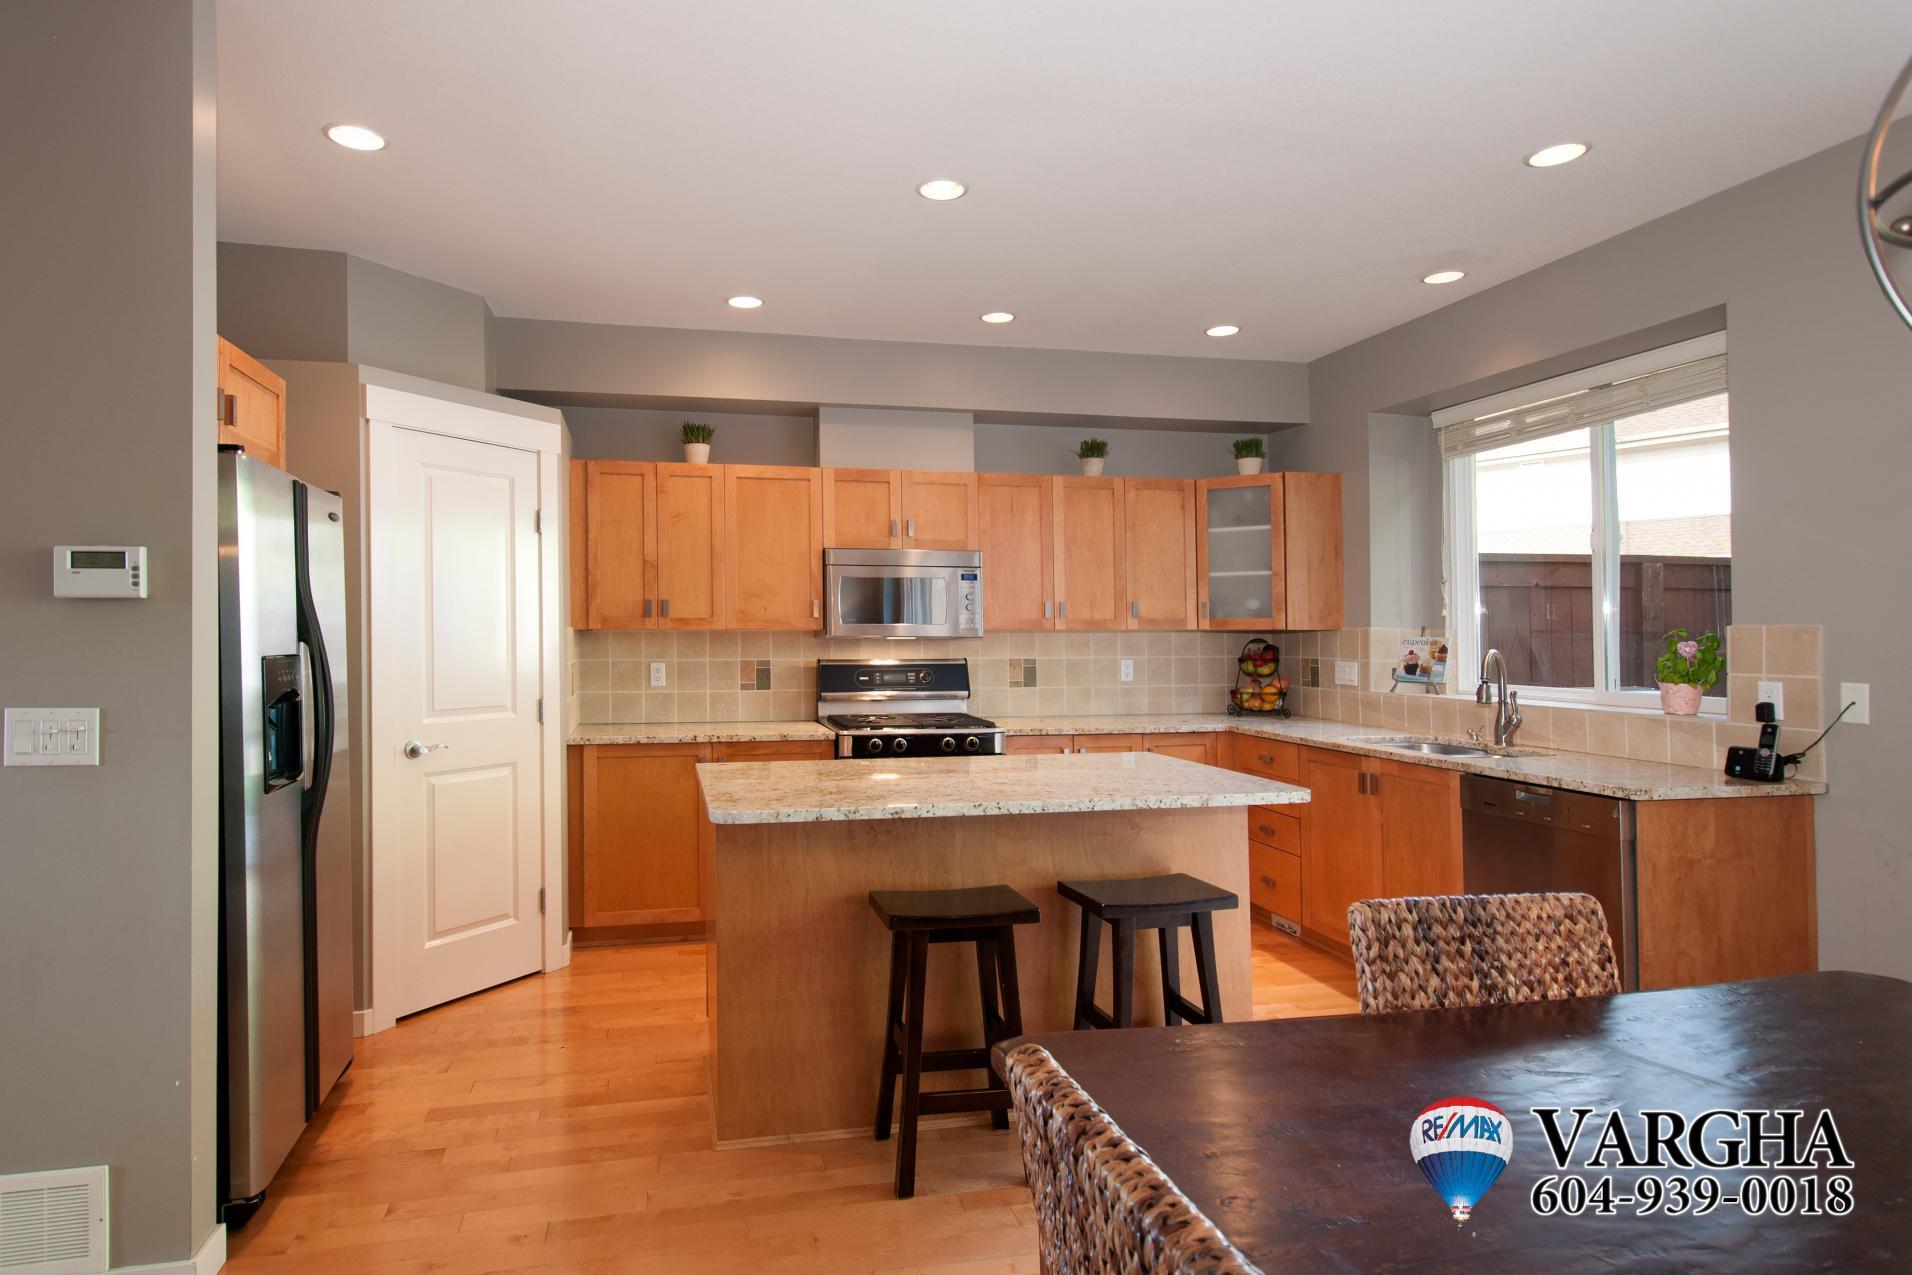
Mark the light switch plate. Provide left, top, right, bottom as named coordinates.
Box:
left=1335, top=660, right=1359, bottom=686
left=1840, top=682, right=1870, bottom=725
left=650, top=661, right=667, bottom=688
left=4, top=707, right=100, bottom=766
left=1119, top=659, right=1134, bottom=683
left=1757, top=680, right=1785, bottom=720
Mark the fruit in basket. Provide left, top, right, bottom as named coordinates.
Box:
left=1232, top=687, right=1250, bottom=707
left=1273, top=676, right=1289, bottom=693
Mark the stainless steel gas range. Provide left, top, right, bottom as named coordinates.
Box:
left=817, top=658, right=1006, bottom=759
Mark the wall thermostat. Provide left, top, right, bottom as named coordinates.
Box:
left=53, top=545, right=147, bottom=598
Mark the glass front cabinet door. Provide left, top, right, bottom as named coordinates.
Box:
left=1197, top=476, right=1286, bottom=629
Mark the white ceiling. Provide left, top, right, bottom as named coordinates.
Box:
left=217, top=1, right=1912, bottom=364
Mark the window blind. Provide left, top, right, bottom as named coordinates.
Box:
left=1436, top=352, right=1727, bottom=461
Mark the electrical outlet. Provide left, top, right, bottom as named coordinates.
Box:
left=1840, top=682, right=1870, bottom=725
left=1335, top=660, right=1359, bottom=687
left=1119, top=658, right=1134, bottom=683
left=650, top=661, right=667, bottom=688
left=1757, top=680, right=1785, bottom=720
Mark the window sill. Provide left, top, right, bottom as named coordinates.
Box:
left=1439, top=689, right=1726, bottom=722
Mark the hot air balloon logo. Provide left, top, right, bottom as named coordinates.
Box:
left=1410, top=1096, right=1512, bottom=1223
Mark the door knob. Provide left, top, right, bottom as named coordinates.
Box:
left=403, top=740, right=449, bottom=760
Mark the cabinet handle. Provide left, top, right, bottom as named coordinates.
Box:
left=1257, top=753, right=1275, bottom=764
left=220, top=391, right=236, bottom=428
left=907, top=518, right=916, bottom=538
left=1259, top=874, right=1277, bottom=888
left=644, top=598, right=653, bottom=619
left=1370, top=774, right=1380, bottom=798
left=1356, top=773, right=1368, bottom=795
left=812, top=598, right=820, bottom=619
left=1257, top=824, right=1277, bottom=837
left=1058, top=601, right=1068, bottom=620
left=660, top=598, right=670, bottom=619
left=1044, top=600, right=1052, bottom=619
left=1130, top=600, right=1140, bottom=619
left=890, top=518, right=899, bottom=538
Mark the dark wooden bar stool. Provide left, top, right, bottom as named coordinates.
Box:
left=870, top=884, right=1039, bottom=1198
left=1059, top=873, right=1238, bottom=1030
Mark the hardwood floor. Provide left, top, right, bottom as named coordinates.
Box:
left=226, top=923, right=1356, bottom=1274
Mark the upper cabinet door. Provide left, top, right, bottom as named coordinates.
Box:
left=568, top=460, right=590, bottom=628
left=725, top=465, right=823, bottom=629
left=653, top=463, right=726, bottom=628
left=1283, top=472, right=1344, bottom=631
left=216, top=336, right=286, bottom=470
left=1196, top=475, right=1287, bottom=630
left=1123, top=478, right=1197, bottom=629
left=822, top=468, right=900, bottom=549
left=977, top=473, right=1054, bottom=630
left=901, top=471, right=980, bottom=550
left=585, top=461, right=656, bottom=629
left=1052, top=476, right=1126, bottom=630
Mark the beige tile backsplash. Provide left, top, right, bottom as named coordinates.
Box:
left=571, top=622, right=1827, bottom=780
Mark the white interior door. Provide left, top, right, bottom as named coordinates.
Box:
left=371, top=423, right=544, bottom=1019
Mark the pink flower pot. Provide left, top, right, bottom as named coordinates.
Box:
left=1658, top=682, right=1703, bottom=716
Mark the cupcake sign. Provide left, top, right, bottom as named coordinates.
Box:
left=1397, top=637, right=1448, bottom=685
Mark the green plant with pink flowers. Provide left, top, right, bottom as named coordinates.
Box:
left=1654, top=629, right=1723, bottom=689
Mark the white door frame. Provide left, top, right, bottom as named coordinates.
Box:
left=364, top=383, right=567, bottom=1033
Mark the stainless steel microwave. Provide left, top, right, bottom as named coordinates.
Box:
left=823, top=549, right=983, bottom=639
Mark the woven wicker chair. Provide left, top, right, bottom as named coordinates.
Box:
left=1001, top=1042, right=1264, bottom=1275
left=1346, top=892, right=1621, bottom=1014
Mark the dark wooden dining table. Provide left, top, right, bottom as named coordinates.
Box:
left=1000, top=972, right=1911, bottom=1272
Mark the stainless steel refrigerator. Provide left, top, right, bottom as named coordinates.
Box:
left=217, top=452, right=353, bottom=1224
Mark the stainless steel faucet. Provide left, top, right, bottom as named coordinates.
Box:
left=1476, top=648, right=1523, bottom=747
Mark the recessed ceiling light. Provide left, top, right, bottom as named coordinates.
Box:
left=980, top=311, right=1015, bottom=324
left=1205, top=325, right=1241, bottom=338
left=1421, top=270, right=1467, bottom=285
left=1525, top=142, right=1589, bottom=168
left=726, top=295, right=764, bottom=309
left=324, top=123, right=386, bottom=151
left=917, top=179, right=967, bottom=201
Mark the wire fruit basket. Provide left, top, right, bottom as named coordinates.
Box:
left=1227, top=639, right=1289, bottom=716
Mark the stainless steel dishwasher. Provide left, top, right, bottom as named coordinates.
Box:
left=1460, top=775, right=1639, bottom=990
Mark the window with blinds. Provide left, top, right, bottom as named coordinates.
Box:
left=1441, top=333, right=1732, bottom=705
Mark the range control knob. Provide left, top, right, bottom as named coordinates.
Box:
left=940, top=736, right=957, bottom=753
left=919, top=669, right=934, bottom=686
left=868, top=738, right=885, bottom=754
left=892, top=737, right=909, bottom=753
left=962, top=735, right=981, bottom=753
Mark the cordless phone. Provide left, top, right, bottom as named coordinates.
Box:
left=1723, top=701, right=1786, bottom=782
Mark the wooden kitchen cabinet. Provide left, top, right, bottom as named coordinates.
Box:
left=1374, top=759, right=1463, bottom=899
left=1124, top=479, right=1198, bottom=629
left=584, top=460, right=656, bottom=628
left=655, top=463, right=727, bottom=628
left=569, top=460, right=590, bottom=627
left=725, top=465, right=822, bottom=629
left=1005, top=734, right=1074, bottom=754
left=711, top=739, right=836, bottom=762
left=821, top=468, right=901, bottom=548
left=978, top=473, right=1055, bottom=630
left=216, top=336, right=287, bottom=469
left=1073, top=733, right=1143, bottom=753
left=580, top=743, right=712, bottom=927
left=900, top=471, right=979, bottom=550
left=822, top=468, right=979, bottom=551
left=1298, top=748, right=1382, bottom=950
left=1052, top=476, right=1126, bottom=629
left=1195, top=473, right=1343, bottom=632
left=1144, top=732, right=1217, bottom=765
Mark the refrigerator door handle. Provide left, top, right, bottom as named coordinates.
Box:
left=297, top=642, right=317, bottom=789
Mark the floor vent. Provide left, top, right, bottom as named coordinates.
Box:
left=0, top=1167, right=107, bottom=1274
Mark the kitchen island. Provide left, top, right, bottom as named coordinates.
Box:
left=696, top=750, right=1308, bottom=1143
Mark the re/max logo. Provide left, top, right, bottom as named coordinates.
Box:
left=1529, top=1107, right=1853, bottom=1170
left=1422, top=1112, right=1506, bottom=1143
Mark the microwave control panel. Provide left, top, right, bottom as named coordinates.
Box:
left=957, top=570, right=981, bottom=634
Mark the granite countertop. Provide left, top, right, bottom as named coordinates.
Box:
left=567, top=720, right=835, bottom=745
left=572, top=714, right=1827, bottom=802
left=696, top=751, right=1310, bottom=825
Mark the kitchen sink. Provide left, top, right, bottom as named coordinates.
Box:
left=1371, top=739, right=1490, bottom=758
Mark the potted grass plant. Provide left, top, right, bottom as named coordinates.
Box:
left=1077, top=437, right=1109, bottom=476
left=1654, top=628, right=1722, bottom=715
left=1233, top=437, right=1265, bottom=475
left=681, top=420, right=713, bottom=463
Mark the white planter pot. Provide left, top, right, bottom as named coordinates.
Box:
left=1079, top=457, right=1105, bottom=476
left=683, top=442, right=711, bottom=464
left=1236, top=457, right=1264, bottom=475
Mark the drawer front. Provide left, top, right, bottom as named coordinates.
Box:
left=1249, top=843, right=1302, bottom=920
left=1248, top=807, right=1301, bottom=855
left=1231, top=736, right=1301, bottom=782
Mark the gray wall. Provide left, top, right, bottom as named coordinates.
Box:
left=218, top=241, right=493, bottom=392
left=563, top=406, right=818, bottom=464
left=1, top=1, right=220, bottom=1265
left=1301, top=127, right=1912, bottom=981
left=494, top=317, right=1310, bottom=425
left=975, top=421, right=1274, bottom=479
left=818, top=406, right=975, bottom=471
